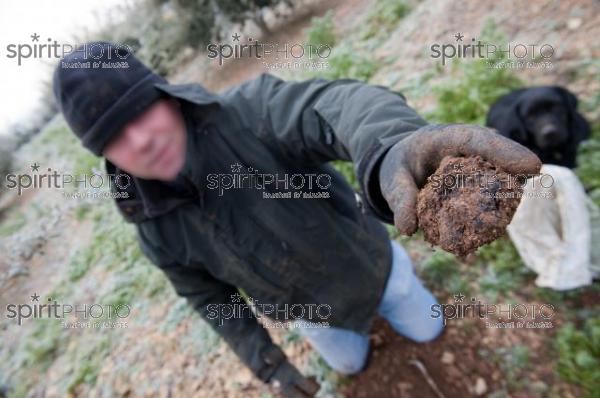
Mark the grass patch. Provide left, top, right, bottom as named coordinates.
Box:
left=555, top=318, right=600, bottom=396
left=476, top=237, right=534, bottom=302
left=68, top=246, right=95, bottom=282
left=305, top=10, right=336, bottom=49
left=301, top=12, right=379, bottom=82
left=480, top=345, right=532, bottom=392
left=299, top=43, right=379, bottom=82
left=576, top=122, right=600, bottom=206
left=418, top=250, right=471, bottom=298
left=322, top=45, right=379, bottom=81
left=304, top=351, right=350, bottom=398
left=0, top=209, right=27, bottom=236
left=160, top=298, right=197, bottom=333
left=74, top=202, right=93, bottom=221
left=65, top=335, right=112, bottom=393
left=428, top=21, right=523, bottom=124
left=20, top=319, right=66, bottom=372
left=72, top=200, right=169, bottom=303
left=361, top=0, right=410, bottom=39
left=330, top=160, right=358, bottom=190
left=30, top=117, right=101, bottom=176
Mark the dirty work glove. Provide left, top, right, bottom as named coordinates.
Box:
left=378, top=123, right=542, bottom=235
left=270, top=361, right=320, bottom=398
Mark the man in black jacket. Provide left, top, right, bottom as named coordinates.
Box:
left=53, top=42, right=541, bottom=397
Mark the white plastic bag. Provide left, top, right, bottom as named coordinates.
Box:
left=507, top=164, right=599, bottom=290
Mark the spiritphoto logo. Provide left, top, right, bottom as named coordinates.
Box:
left=1, top=34, right=133, bottom=67
left=3, top=162, right=131, bottom=199
left=4, top=292, right=131, bottom=328
left=206, top=162, right=331, bottom=198
left=206, top=292, right=331, bottom=328
left=431, top=293, right=555, bottom=329
left=429, top=160, right=553, bottom=200
left=206, top=32, right=331, bottom=70
left=430, top=32, right=554, bottom=68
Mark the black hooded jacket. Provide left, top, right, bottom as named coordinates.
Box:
left=105, top=73, right=428, bottom=382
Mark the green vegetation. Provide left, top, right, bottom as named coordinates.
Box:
left=20, top=319, right=66, bottom=372
left=0, top=209, right=27, bottom=236
left=160, top=298, right=197, bottom=333
left=418, top=250, right=471, bottom=298
left=95, top=0, right=295, bottom=76
left=68, top=246, right=95, bottom=282
left=65, top=335, right=112, bottom=393
left=305, top=10, right=336, bottom=49
left=476, top=237, right=534, bottom=302
left=480, top=345, right=532, bottom=393
left=330, top=161, right=358, bottom=190
left=576, top=122, right=600, bottom=206
left=361, top=0, right=410, bottom=39
left=3, top=319, right=67, bottom=397
left=32, top=117, right=101, bottom=177
left=555, top=318, right=600, bottom=395
left=324, top=45, right=379, bottom=81
left=428, top=21, right=523, bottom=124
left=429, top=56, right=522, bottom=124
left=300, top=2, right=412, bottom=188
left=305, top=351, right=350, bottom=398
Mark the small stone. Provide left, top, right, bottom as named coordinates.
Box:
left=441, top=351, right=455, bottom=365
left=530, top=380, right=548, bottom=393
left=474, top=377, right=487, bottom=395
left=397, top=382, right=412, bottom=395
left=567, top=18, right=582, bottom=30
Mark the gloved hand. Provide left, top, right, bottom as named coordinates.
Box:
left=378, top=124, right=542, bottom=235
left=270, top=361, right=320, bottom=398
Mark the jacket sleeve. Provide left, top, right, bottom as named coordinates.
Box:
left=136, top=225, right=287, bottom=383
left=229, top=72, right=429, bottom=223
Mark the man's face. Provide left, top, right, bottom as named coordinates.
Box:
left=103, top=98, right=187, bottom=181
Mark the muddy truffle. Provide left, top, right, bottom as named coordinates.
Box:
left=416, top=155, right=523, bottom=257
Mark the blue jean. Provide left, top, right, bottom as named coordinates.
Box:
left=293, top=240, right=444, bottom=375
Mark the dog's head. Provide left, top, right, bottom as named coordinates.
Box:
left=486, top=86, right=591, bottom=166
left=518, top=87, right=574, bottom=149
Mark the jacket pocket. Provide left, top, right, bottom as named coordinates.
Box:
left=219, top=233, right=290, bottom=297
left=224, top=212, right=296, bottom=295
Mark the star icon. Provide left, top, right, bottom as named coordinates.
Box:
left=454, top=32, right=464, bottom=42
left=231, top=162, right=242, bottom=173
left=31, top=33, right=40, bottom=42
left=31, top=162, right=40, bottom=172
left=453, top=162, right=464, bottom=171
left=30, top=293, right=40, bottom=302
left=454, top=292, right=465, bottom=302
left=232, top=33, right=241, bottom=42
left=230, top=293, right=242, bottom=302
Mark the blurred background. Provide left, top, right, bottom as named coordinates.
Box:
left=0, top=0, right=599, bottom=397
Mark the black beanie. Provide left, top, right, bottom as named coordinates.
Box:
left=52, top=41, right=169, bottom=156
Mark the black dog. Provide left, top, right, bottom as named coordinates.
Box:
left=486, top=86, right=591, bottom=168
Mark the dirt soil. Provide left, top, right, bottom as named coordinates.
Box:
left=342, top=316, right=499, bottom=398
left=341, top=313, right=572, bottom=398
left=417, top=156, right=522, bottom=257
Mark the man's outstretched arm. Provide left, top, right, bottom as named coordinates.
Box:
left=226, top=73, right=427, bottom=223
left=228, top=73, right=541, bottom=231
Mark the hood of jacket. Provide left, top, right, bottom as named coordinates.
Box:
left=105, top=82, right=221, bottom=223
